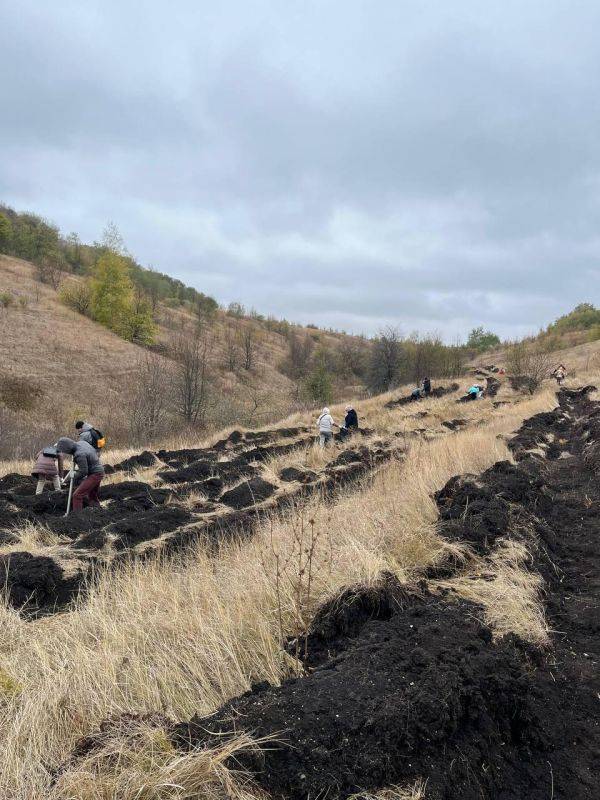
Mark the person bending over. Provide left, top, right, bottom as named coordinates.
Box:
left=32, top=446, right=64, bottom=494
left=56, top=437, right=105, bottom=511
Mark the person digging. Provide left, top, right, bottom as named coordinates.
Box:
left=31, top=445, right=64, bottom=494
left=56, top=437, right=105, bottom=512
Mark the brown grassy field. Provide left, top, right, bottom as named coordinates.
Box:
left=0, top=367, right=575, bottom=799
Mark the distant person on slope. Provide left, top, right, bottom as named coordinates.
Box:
left=340, top=405, right=359, bottom=439
left=31, top=446, right=64, bottom=494
left=344, top=405, right=359, bottom=430
left=422, top=377, right=431, bottom=396
left=56, top=437, right=105, bottom=511
left=552, top=365, right=567, bottom=386
left=317, top=407, right=339, bottom=447
left=75, top=420, right=105, bottom=451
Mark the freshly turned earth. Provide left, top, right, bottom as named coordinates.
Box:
left=0, top=424, right=399, bottom=615
left=170, top=387, right=600, bottom=800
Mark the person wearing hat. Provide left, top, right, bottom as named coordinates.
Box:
left=32, top=445, right=65, bottom=494
left=316, top=407, right=339, bottom=447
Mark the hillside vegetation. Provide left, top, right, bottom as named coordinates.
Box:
left=0, top=205, right=467, bottom=459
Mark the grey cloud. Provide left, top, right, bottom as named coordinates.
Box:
left=2, top=0, right=600, bottom=338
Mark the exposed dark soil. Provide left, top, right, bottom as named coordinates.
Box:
left=385, top=382, right=459, bottom=408
left=170, top=386, right=600, bottom=800
left=0, top=551, right=83, bottom=612
left=509, top=375, right=538, bottom=394
left=220, top=477, right=277, bottom=509
left=0, top=421, right=405, bottom=615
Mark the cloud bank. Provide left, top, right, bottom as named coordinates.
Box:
left=2, top=0, right=600, bottom=338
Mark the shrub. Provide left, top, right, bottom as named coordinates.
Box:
left=0, top=375, right=43, bottom=411
left=506, top=341, right=553, bottom=393
left=0, top=292, right=14, bottom=309
left=59, top=279, right=93, bottom=315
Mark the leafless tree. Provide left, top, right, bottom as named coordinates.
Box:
left=129, top=354, right=172, bottom=441
left=237, top=368, right=270, bottom=425
left=223, top=322, right=240, bottom=372
left=36, top=256, right=64, bottom=290
left=283, top=331, right=314, bottom=378
left=173, top=323, right=214, bottom=426
left=507, top=341, right=554, bottom=393
left=241, top=324, right=259, bottom=371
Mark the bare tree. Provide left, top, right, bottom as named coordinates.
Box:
left=367, top=325, right=404, bottom=393
left=283, top=331, right=314, bottom=378
left=507, top=341, right=553, bottom=393
left=241, top=324, right=259, bottom=371
left=35, top=256, right=64, bottom=290
left=223, top=322, right=240, bottom=372
left=173, top=323, right=214, bottom=426
left=129, top=354, right=172, bottom=441
left=237, top=368, right=270, bottom=425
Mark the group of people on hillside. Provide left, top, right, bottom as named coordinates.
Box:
left=32, top=421, right=105, bottom=511
left=411, top=377, right=432, bottom=400
left=316, top=405, right=359, bottom=446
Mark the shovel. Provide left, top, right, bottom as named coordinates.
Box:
left=64, top=461, right=75, bottom=517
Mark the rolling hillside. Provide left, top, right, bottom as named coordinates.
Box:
left=0, top=255, right=367, bottom=457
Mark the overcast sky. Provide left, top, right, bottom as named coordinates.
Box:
left=1, top=1, right=599, bottom=340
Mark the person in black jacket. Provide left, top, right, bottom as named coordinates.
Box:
left=422, top=377, right=431, bottom=396
left=340, top=405, right=359, bottom=439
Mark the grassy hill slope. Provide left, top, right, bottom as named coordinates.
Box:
left=0, top=255, right=367, bottom=457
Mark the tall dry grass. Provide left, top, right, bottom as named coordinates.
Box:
left=0, top=386, right=558, bottom=799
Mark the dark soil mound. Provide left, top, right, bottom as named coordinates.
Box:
left=173, top=590, right=548, bottom=800
left=330, top=449, right=365, bottom=466
left=441, top=418, right=468, bottom=430
left=0, top=473, right=32, bottom=491
left=431, top=381, right=460, bottom=397
left=279, top=467, right=318, bottom=484
left=101, top=481, right=166, bottom=503
left=509, top=375, right=537, bottom=393
left=171, top=386, right=600, bottom=800
left=156, top=448, right=215, bottom=468
left=108, top=507, right=193, bottom=549
left=158, top=460, right=217, bottom=484
left=9, top=489, right=68, bottom=517
left=104, top=451, right=156, bottom=475
left=219, top=477, right=277, bottom=509
left=0, top=551, right=82, bottom=612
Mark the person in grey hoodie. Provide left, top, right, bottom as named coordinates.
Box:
left=75, top=420, right=97, bottom=447
left=56, top=437, right=105, bottom=511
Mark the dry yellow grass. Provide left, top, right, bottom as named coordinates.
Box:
left=0, top=381, right=560, bottom=799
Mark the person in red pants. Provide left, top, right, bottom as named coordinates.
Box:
left=56, top=437, right=105, bottom=511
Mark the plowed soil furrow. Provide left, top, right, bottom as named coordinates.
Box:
left=0, top=427, right=401, bottom=616
left=170, top=387, right=600, bottom=800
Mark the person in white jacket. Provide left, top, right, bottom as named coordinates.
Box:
left=317, top=407, right=338, bottom=447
